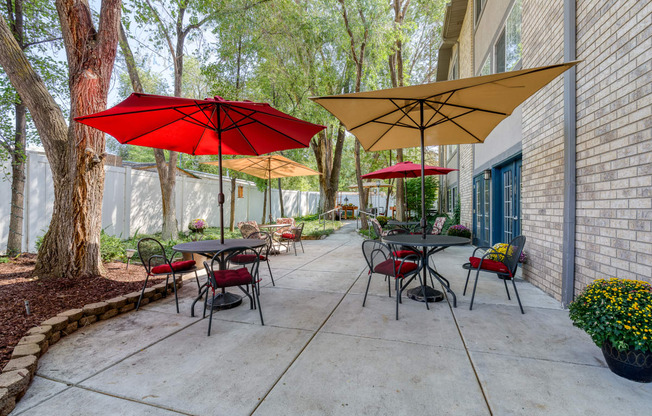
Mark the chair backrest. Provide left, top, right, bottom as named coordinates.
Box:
left=502, top=235, right=526, bottom=275
left=137, top=238, right=169, bottom=274
left=361, top=239, right=391, bottom=272
left=368, top=218, right=383, bottom=239
left=292, top=223, right=305, bottom=241
left=276, top=217, right=295, bottom=234
left=203, top=246, right=261, bottom=289
left=239, top=223, right=259, bottom=238
left=247, top=231, right=272, bottom=255
left=431, top=217, right=446, bottom=235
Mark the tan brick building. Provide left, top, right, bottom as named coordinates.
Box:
left=437, top=0, right=651, bottom=305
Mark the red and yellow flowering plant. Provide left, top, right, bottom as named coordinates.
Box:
left=569, top=278, right=652, bottom=353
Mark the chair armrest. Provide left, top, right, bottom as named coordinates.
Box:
left=471, top=246, right=493, bottom=257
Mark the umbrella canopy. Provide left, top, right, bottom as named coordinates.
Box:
left=75, top=93, right=325, bottom=242
left=311, top=62, right=578, bottom=237
left=347, top=182, right=393, bottom=189
left=361, top=161, right=457, bottom=179
left=208, top=155, right=320, bottom=223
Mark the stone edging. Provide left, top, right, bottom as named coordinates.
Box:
left=0, top=276, right=183, bottom=416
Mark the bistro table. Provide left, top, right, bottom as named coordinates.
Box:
left=173, top=239, right=265, bottom=316
left=386, top=220, right=420, bottom=232
left=381, top=234, right=470, bottom=307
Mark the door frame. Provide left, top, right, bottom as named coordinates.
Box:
left=491, top=154, right=522, bottom=244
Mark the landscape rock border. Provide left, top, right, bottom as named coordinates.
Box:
left=0, top=277, right=184, bottom=416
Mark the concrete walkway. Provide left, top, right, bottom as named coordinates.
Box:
left=11, top=222, right=652, bottom=415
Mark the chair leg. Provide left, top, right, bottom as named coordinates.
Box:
left=503, top=277, right=511, bottom=300
left=387, top=274, right=392, bottom=298
left=135, top=274, right=150, bottom=311
left=266, top=260, right=275, bottom=286
left=171, top=272, right=179, bottom=314
left=293, top=241, right=297, bottom=256
left=512, top=278, right=525, bottom=314
left=469, top=269, right=481, bottom=311
left=207, top=290, right=215, bottom=336
left=395, top=278, right=401, bottom=320
left=363, top=272, right=373, bottom=307
left=254, top=283, right=264, bottom=325
left=194, top=270, right=201, bottom=293
left=463, top=269, right=472, bottom=296
left=299, top=240, right=304, bottom=253
left=419, top=272, right=430, bottom=311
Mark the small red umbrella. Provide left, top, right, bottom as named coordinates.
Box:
left=362, top=161, right=457, bottom=220
left=361, top=161, right=457, bottom=179
left=75, top=93, right=325, bottom=242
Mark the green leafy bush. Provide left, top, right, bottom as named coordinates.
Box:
left=100, top=230, right=127, bottom=262
left=376, top=215, right=389, bottom=227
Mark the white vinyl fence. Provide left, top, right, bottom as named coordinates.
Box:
left=0, top=151, right=320, bottom=253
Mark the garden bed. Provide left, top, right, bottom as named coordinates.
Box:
left=0, top=254, right=163, bottom=370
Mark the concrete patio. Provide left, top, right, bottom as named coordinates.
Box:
left=10, top=222, right=652, bottom=415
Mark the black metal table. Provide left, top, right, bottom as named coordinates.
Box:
left=173, top=239, right=265, bottom=315
left=382, top=234, right=470, bottom=307
left=386, top=220, right=420, bottom=232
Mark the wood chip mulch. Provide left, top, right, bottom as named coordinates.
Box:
left=0, top=254, right=166, bottom=370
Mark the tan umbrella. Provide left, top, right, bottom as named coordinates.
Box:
left=204, top=155, right=320, bottom=223
left=311, top=62, right=579, bottom=236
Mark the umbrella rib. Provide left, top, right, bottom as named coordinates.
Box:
left=224, top=103, right=321, bottom=126
left=75, top=102, right=209, bottom=120
left=349, top=99, right=420, bottom=132
left=191, top=105, right=218, bottom=155
left=222, top=107, right=260, bottom=155
left=225, top=106, right=313, bottom=148
left=361, top=99, right=426, bottom=150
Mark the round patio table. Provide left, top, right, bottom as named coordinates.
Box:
left=382, top=234, right=470, bottom=306
left=173, top=239, right=265, bottom=315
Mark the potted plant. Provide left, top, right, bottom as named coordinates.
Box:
left=188, top=218, right=207, bottom=234
left=569, top=278, right=652, bottom=382
left=446, top=224, right=471, bottom=239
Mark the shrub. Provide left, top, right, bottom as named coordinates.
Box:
left=447, top=224, right=471, bottom=238
left=100, top=230, right=127, bottom=263
left=376, top=215, right=389, bottom=227
left=569, top=278, right=652, bottom=352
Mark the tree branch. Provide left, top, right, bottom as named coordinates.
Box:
left=23, top=36, right=63, bottom=49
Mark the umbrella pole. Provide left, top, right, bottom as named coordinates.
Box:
left=420, top=100, right=426, bottom=239
left=218, top=110, right=225, bottom=244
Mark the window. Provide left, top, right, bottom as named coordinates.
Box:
left=480, top=56, right=491, bottom=76
left=495, top=0, right=522, bottom=73
left=475, top=0, right=487, bottom=24
left=450, top=59, right=459, bottom=80
left=237, top=185, right=244, bottom=198
left=448, top=187, right=458, bottom=213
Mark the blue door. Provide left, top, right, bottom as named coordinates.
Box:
left=493, top=159, right=521, bottom=244
left=473, top=175, right=490, bottom=246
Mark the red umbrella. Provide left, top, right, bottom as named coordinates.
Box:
left=361, top=161, right=457, bottom=221
left=75, top=93, right=325, bottom=242
left=361, top=161, right=457, bottom=179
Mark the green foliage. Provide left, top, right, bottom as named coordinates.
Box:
left=376, top=215, right=389, bottom=227
left=295, top=213, right=319, bottom=222
left=453, top=199, right=461, bottom=225
left=0, top=256, right=9, bottom=264
left=569, top=279, right=652, bottom=353
left=405, top=176, right=438, bottom=218
left=100, top=230, right=127, bottom=263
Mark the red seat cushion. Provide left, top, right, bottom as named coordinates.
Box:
left=281, top=233, right=296, bottom=239
left=393, top=250, right=418, bottom=259
left=211, top=267, right=253, bottom=287
left=151, top=260, right=196, bottom=275
left=231, top=254, right=266, bottom=263
left=374, top=259, right=418, bottom=277
left=468, top=257, right=511, bottom=275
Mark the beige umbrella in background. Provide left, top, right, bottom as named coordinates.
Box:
left=311, top=61, right=579, bottom=237
left=205, top=154, right=320, bottom=223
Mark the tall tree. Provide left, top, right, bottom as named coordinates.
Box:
left=1, top=0, right=62, bottom=256
left=0, top=0, right=121, bottom=277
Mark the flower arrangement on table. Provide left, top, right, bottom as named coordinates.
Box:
left=569, top=278, right=652, bottom=382
left=340, top=203, right=357, bottom=209
left=188, top=218, right=207, bottom=233
left=488, top=242, right=527, bottom=263
left=446, top=224, right=471, bottom=238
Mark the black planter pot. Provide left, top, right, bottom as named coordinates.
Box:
left=601, top=342, right=652, bottom=383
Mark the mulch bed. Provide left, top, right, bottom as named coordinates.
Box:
left=0, top=254, right=165, bottom=370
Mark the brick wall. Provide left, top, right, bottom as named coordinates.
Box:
left=521, top=0, right=565, bottom=299
left=574, top=0, right=652, bottom=289
left=458, top=0, right=475, bottom=228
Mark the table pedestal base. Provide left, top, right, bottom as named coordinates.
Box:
left=206, top=292, right=242, bottom=310
left=407, top=286, right=444, bottom=303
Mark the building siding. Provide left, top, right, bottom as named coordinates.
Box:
left=573, top=0, right=652, bottom=290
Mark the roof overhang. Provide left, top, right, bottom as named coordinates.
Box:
left=437, top=0, right=468, bottom=81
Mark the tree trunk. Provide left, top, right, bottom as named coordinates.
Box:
left=230, top=176, right=236, bottom=231
left=6, top=100, right=26, bottom=256
left=354, top=140, right=368, bottom=229
left=0, top=0, right=122, bottom=277
left=311, top=125, right=345, bottom=213
left=396, top=149, right=405, bottom=221
left=278, top=178, right=284, bottom=217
